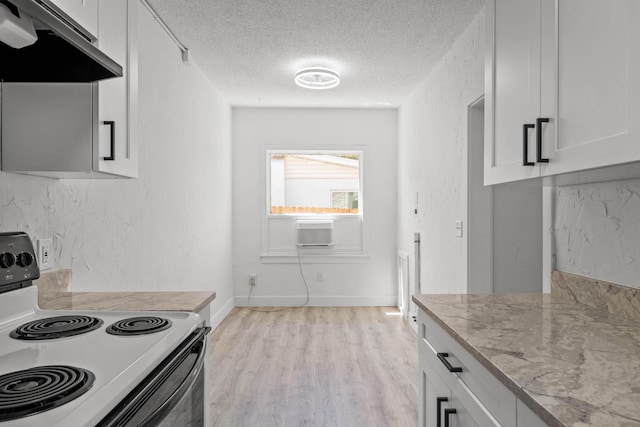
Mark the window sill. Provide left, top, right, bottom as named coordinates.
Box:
left=260, top=252, right=370, bottom=264
left=267, top=214, right=363, bottom=219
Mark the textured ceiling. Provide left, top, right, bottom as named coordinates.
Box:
left=146, top=0, right=484, bottom=107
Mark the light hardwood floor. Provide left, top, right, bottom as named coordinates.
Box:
left=208, top=307, right=418, bottom=427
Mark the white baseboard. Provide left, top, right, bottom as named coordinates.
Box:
left=234, top=295, right=397, bottom=307
left=209, top=296, right=235, bottom=331
left=210, top=295, right=399, bottom=326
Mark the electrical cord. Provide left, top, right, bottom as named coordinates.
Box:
left=246, top=244, right=310, bottom=312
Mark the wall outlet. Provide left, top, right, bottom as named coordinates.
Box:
left=316, top=272, right=323, bottom=282
left=455, top=220, right=463, bottom=238
left=249, top=274, right=256, bottom=286
left=37, top=238, right=52, bottom=270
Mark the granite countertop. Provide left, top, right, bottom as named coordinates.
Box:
left=39, top=291, right=216, bottom=313
left=412, top=287, right=640, bottom=426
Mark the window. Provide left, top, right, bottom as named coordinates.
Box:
left=331, top=191, right=358, bottom=209
left=268, top=150, right=362, bottom=215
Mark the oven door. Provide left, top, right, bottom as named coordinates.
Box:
left=98, top=326, right=211, bottom=427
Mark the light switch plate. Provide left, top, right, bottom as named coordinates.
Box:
left=455, top=221, right=463, bottom=238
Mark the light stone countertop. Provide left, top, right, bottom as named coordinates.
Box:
left=412, top=292, right=640, bottom=427
left=39, top=290, right=216, bottom=313
left=33, top=269, right=216, bottom=314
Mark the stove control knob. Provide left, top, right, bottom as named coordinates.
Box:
left=0, top=252, right=16, bottom=269
left=16, top=252, right=34, bottom=268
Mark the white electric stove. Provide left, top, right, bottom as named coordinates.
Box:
left=0, top=232, right=210, bottom=426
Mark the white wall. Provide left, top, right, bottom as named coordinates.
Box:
left=553, top=178, right=640, bottom=289
left=467, top=101, right=543, bottom=295
left=398, top=10, right=543, bottom=297
left=397, top=12, right=485, bottom=295
left=0, top=2, right=234, bottom=323
left=232, top=108, right=397, bottom=306
left=492, top=181, right=542, bottom=292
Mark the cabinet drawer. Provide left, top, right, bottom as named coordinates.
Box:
left=419, top=349, right=451, bottom=427
left=453, top=376, right=502, bottom=427
left=422, top=344, right=501, bottom=427
left=419, top=310, right=516, bottom=425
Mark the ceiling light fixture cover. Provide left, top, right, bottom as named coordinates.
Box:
left=294, top=66, right=340, bottom=90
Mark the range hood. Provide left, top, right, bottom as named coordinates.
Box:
left=0, top=0, right=122, bottom=82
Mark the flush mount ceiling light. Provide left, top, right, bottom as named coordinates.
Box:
left=294, top=66, right=340, bottom=90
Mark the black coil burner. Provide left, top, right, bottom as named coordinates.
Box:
left=0, top=365, right=95, bottom=421
left=106, top=316, right=172, bottom=336
left=10, top=315, right=103, bottom=340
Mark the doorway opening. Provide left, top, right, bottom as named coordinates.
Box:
left=467, top=97, right=493, bottom=293
left=397, top=250, right=409, bottom=318
left=467, top=97, right=543, bottom=294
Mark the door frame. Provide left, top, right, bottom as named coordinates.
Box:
left=467, top=95, right=494, bottom=293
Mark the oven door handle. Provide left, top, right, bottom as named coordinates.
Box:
left=97, top=326, right=211, bottom=427
left=139, top=326, right=211, bottom=427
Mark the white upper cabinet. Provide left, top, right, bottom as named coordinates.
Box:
left=539, top=0, right=640, bottom=176
left=484, top=0, right=542, bottom=184
left=485, top=0, right=640, bottom=185
left=49, top=0, right=98, bottom=38
left=96, top=0, right=138, bottom=178
left=0, top=0, right=138, bottom=178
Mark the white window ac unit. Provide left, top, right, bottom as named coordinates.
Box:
left=296, top=219, right=334, bottom=247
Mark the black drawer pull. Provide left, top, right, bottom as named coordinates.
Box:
left=444, top=408, right=457, bottom=427
left=536, top=117, right=550, bottom=163
left=102, top=120, right=115, bottom=161
left=437, top=396, right=448, bottom=426
left=437, top=352, right=462, bottom=372
left=523, top=123, right=535, bottom=166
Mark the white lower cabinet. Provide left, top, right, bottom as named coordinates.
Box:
left=420, top=343, right=499, bottom=427
left=422, top=360, right=496, bottom=426
left=517, top=400, right=548, bottom=427
left=419, top=309, right=547, bottom=426
left=420, top=348, right=451, bottom=427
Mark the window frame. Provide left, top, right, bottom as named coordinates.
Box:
left=266, top=148, right=364, bottom=218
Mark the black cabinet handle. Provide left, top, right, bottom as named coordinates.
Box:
left=437, top=397, right=448, bottom=427
left=522, top=123, right=535, bottom=166
left=444, top=408, right=457, bottom=427
left=102, top=120, right=116, bottom=161
left=536, top=117, right=549, bottom=163
left=437, top=352, right=462, bottom=372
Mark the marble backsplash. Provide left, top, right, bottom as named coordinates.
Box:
left=553, top=179, right=640, bottom=289
left=551, top=270, right=640, bottom=322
